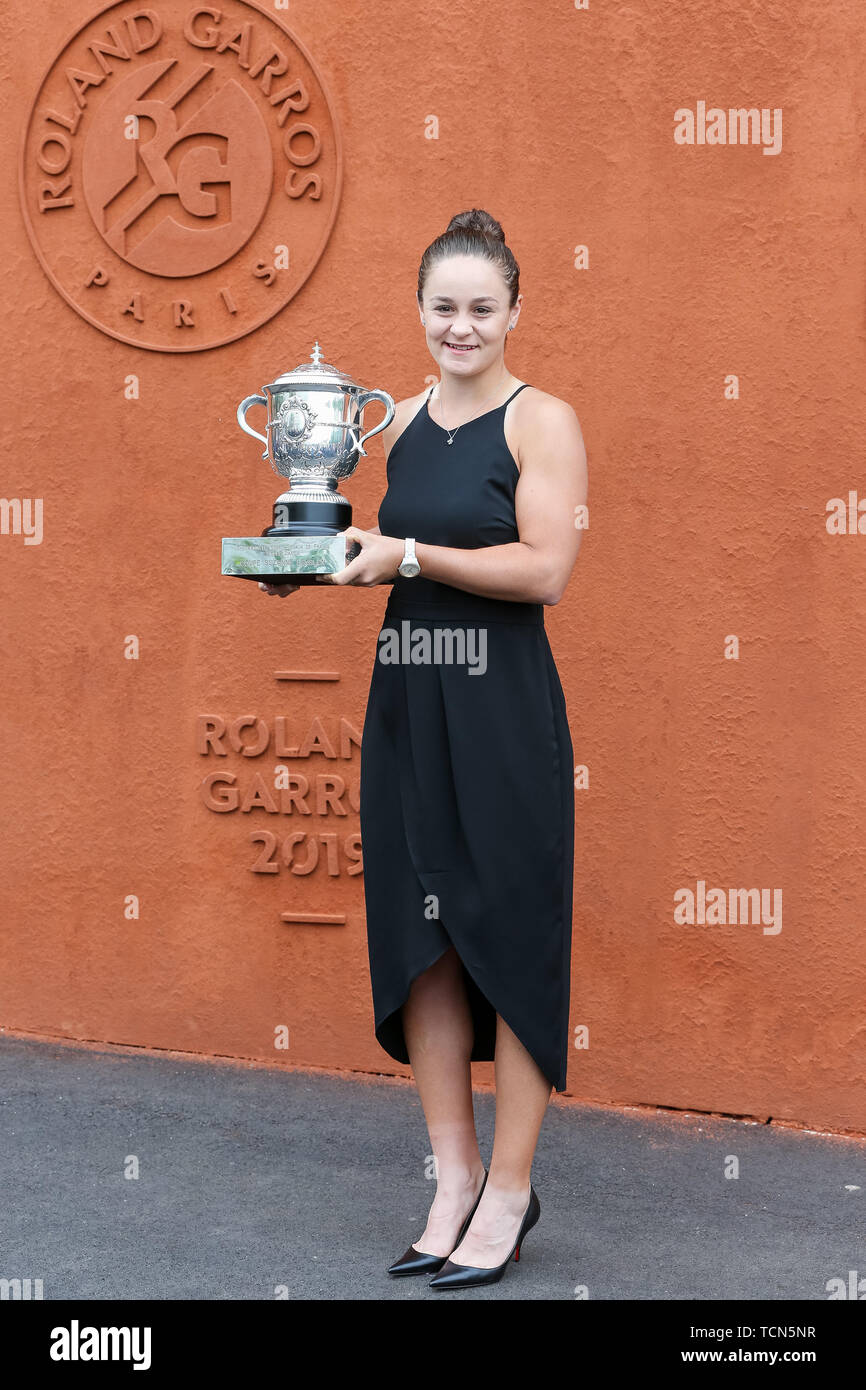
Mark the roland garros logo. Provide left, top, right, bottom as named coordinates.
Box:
left=19, top=1, right=342, bottom=351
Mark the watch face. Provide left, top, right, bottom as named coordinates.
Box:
left=399, top=561, right=421, bottom=578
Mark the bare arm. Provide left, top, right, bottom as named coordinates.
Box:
left=319, top=392, right=587, bottom=602
left=411, top=396, right=587, bottom=605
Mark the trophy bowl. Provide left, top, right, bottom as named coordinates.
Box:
left=222, top=341, right=395, bottom=584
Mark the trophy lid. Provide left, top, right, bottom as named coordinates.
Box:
left=266, top=341, right=358, bottom=390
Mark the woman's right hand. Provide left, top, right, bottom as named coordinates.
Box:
left=258, top=580, right=300, bottom=597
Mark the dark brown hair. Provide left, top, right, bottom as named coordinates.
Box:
left=417, top=209, right=520, bottom=308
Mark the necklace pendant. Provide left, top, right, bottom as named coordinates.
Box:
left=446, top=437, right=454, bottom=445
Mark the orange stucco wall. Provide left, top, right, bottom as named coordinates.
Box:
left=3, top=0, right=865, bottom=1134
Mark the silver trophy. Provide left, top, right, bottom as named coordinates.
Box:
left=222, top=342, right=395, bottom=584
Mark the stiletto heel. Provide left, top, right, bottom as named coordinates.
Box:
left=429, top=1185, right=540, bottom=1289
left=387, top=1169, right=488, bottom=1277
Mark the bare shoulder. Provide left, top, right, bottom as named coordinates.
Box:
left=516, top=385, right=583, bottom=433
left=380, top=385, right=433, bottom=459
left=508, top=385, right=586, bottom=474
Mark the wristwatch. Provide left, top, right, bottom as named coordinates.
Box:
left=398, top=536, right=421, bottom=579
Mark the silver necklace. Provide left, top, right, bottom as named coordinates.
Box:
left=433, top=377, right=511, bottom=445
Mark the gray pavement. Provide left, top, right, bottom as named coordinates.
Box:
left=0, top=1035, right=863, bottom=1301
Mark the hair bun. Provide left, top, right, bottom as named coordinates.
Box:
left=444, top=208, right=505, bottom=243
left=417, top=208, right=519, bottom=309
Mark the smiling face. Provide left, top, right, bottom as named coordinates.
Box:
left=418, top=254, right=521, bottom=377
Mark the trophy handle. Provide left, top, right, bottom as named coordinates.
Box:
left=354, top=389, right=396, bottom=457
left=237, top=395, right=269, bottom=460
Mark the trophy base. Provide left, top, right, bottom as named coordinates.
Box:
left=222, top=533, right=361, bottom=583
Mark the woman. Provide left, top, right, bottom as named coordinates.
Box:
left=260, top=209, right=587, bottom=1289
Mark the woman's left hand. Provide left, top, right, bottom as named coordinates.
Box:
left=316, top=527, right=404, bottom=586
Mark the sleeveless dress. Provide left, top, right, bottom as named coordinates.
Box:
left=359, top=383, right=575, bottom=1092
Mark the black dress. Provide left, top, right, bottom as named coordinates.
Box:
left=359, top=383, right=574, bottom=1092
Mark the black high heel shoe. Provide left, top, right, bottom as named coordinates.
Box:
left=387, top=1169, right=488, bottom=1277
left=428, top=1184, right=540, bottom=1289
